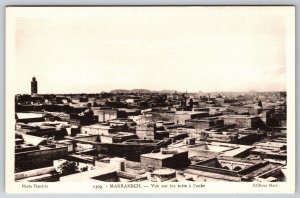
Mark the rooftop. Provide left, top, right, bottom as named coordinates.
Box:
left=16, top=113, right=44, bottom=119
left=141, top=149, right=186, bottom=160
left=153, top=169, right=176, bottom=175
left=82, top=124, right=111, bottom=129
left=222, top=115, right=259, bottom=119
left=59, top=167, right=115, bottom=182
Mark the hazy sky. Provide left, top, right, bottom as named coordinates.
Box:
left=12, top=7, right=290, bottom=94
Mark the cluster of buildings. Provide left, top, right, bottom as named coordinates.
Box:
left=14, top=77, right=287, bottom=182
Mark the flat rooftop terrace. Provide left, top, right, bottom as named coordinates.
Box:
left=59, top=167, right=115, bottom=182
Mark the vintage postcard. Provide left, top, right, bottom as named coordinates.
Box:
left=5, top=6, right=295, bottom=193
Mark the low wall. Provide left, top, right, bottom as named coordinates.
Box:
left=73, top=135, right=99, bottom=142
left=189, top=164, right=240, bottom=177
left=15, top=146, right=40, bottom=153
left=15, top=166, right=55, bottom=180
left=15, top=146, right=68, bottom=172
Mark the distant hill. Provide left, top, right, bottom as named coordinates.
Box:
left=109, top=89, right=130, bottom=94
left=109, top=89, right=182, bottom=94
left=158, top=90, right=178, bottom=94
left=110, top=89, right=152, bottom=94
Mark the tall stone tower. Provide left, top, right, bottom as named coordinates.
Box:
left=31, top=76, right=38, bottom=96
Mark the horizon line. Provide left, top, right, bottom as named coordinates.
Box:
left=15, top=90, right=287, bottom=95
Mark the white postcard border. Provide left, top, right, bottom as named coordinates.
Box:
left=5, top=6, right=296, bottom=194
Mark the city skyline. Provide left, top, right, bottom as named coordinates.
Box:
left=15, top=7, right=287, bottom=94
left=17, top=75, right=286, bottom=95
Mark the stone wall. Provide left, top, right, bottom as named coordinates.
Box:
left=15, top=146, right=68, bottom=172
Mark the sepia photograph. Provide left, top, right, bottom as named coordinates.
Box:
left=5, top=6, right=295, bottom=193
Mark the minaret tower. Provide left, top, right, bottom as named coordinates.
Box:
left=31, top=76, right=38, bottom=96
